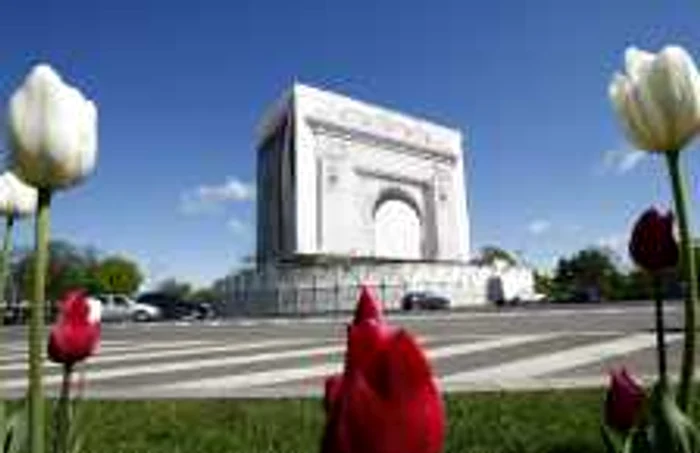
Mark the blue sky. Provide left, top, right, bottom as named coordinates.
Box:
left=1, top=0, right=700, bottom=288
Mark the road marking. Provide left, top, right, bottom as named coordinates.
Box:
left=426, top=333, right=557, bottom=359
left=441, top=333, right=680, bottom=384
left=2, top=335, right=435, bottom=387
left=0, top=338, right=316, bottom=373
left=131, top=334, right=556, bottom=393
left=4, top=339, right=134, bottom=352
left=1, top=340, right=214, bottom=363
left=1, top=342, right=347, bottom=389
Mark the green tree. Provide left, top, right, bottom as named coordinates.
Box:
left=534, top=272, right=555, bottom=298
left=471, top=246, right=518, bottom=267
left=94, top=255, right=143, bottom=295
left=156, top=278, right=192, bottom=300
left=553, top=247, right=622, bottom=301
left=15, top=240, right=105, bottom=302
left=189, top=287, right=216, bottom=303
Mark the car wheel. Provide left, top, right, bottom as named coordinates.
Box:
left=133, top=311, right=151, bottom=322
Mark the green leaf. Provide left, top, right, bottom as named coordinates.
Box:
left=602, top=424, right=626, bottom=453
left=0, top=400, right=6, bottom=449
left=4, top=400, right=29, bottom=453
left=648, top=382, right=700, bottom=453
left=625, top=426, right=653, bottom=453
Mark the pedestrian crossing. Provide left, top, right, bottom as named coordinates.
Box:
left=0, top=330, right=686, bottom=398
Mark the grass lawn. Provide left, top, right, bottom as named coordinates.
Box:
left=47, top=388, right=621, bottom=453
left=13, top=386, right=700, bottom=452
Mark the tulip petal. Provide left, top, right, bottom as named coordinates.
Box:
left=626, top=55, right=672, bottom=151
left=345, top=320, right=394, bottom=375
left=626, top=47, right=656, bottom=83
left=373, top=329, right=436, bottom=399
left=324, top=375, right=343, bottom=413
left=654, top=46, right=700, bottom=149
left=622, top=49, right=665, bottom=149
left=609, top=74, right=657, bottom=151
left=321, top=371, right=384, bottom=453
left=353, top=284, right=383, bottom=324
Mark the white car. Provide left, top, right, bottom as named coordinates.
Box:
left=95, top=294, right=162, bottom=322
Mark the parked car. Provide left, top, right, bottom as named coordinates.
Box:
left=3, top=300, right=28, bottom=325
left=135, top=292, right=212, bottom=321
left=3, top=300, right=57, bottom=325
left=95, top=293, right=162, bottom=322
left=400, top=291, right=450, bottom=311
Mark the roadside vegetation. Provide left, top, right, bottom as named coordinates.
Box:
left=4, top=387, right=692, bottom=453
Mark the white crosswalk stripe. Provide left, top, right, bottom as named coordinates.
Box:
left=1, top=331, right=679, bottom=397
left=1, top=340, right=216, bottom=363
left=442, top=333, right=681, bottom=384
left=0, top=338, right=316, bottom=373
left=126, top=334, right=557, bottom=394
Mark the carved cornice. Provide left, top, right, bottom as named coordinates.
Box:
left=354, top=166, right=430, bottom=189
left=308, top=118, right=457, bottom=165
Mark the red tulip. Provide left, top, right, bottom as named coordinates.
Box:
left=354, top=284, right=382, bottom=322
left=321, top=285, right=445, bottom=453
left=324, top=374, right=343, bottom=413
left=47, top=290, right=101, bottom=366
left=629, top=207, right=679, bottom=272
left=604, top=367, right=645, bottom=433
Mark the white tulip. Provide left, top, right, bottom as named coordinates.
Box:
left=609, top=45, right=700, bottom=152
left=0, top=171, right=37, bottom=217
left=7, top=64, right=98, bottom=189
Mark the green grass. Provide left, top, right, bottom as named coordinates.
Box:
left=12, top=387, right=700, bottom=453
left=74, top=389, right=607, bottom=453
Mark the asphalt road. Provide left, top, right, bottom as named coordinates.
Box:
left=1, top=300, right=693, bottom=399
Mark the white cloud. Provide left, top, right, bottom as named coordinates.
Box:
left=597, top=233, right=627, bottom=253
left=602, top=149, right=646, bottom=175
left=228, top=217, right=250, bottom=234
left=180, top=177, right=255, bottom=215
left=528, top=219, right=551, bottom=235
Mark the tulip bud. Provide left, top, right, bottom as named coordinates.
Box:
left=354, top=284, right=383, bottom=324
left=629, top=208, right=679, bottom=272
left=8, top=64, right=98, bottom=190
left=322, top=285, right=445, bottom=453
left=605, top=367, right=645, bottom=433
left=609, top=45, right=700, bottom=152
left=0, top=171, right=37, bottom=217
left=47, top=290, right=100, bottom=365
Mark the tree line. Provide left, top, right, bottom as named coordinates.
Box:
left=4, top=239, right=228, bottom=305
left=535, top=246, right=692, bottom=302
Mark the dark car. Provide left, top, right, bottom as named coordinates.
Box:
left=135, top=292, right=210, bottom=321
left=400, top=291, right=450, bottom=311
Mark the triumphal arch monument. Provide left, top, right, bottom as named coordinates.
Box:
left=230, top=83, right=534, bottom=315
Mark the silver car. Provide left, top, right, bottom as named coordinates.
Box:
left=96, top=294, right=162, bottom=322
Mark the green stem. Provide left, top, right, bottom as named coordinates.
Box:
left=0, top=215, right=14, bottom=399
left=0, top=215, right=16, bottom=308
left=665, top=151, right=698, bottom=411
left=29, top=188, right=51, bottom=453
left=652, top=274, right=668, bottom=387
left=51, top=364, right=72, bottom=453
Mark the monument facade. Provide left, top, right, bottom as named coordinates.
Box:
left=256, top=83, right=470, bottom=264
left=228, top=83, right=535, bottom=315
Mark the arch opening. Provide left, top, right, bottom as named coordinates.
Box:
left=373, top=196, right=422, bottom=260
